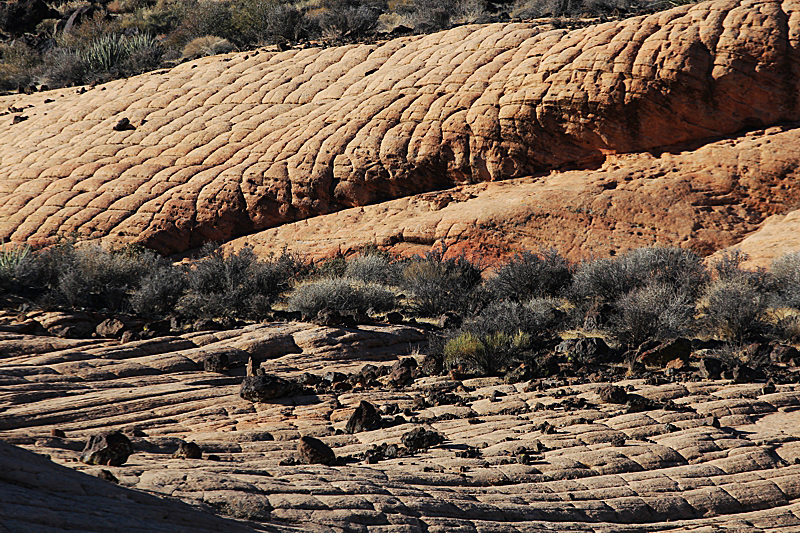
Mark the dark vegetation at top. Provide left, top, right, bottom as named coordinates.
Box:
left=1, top=0, right=697, bottom=93
left=2, top=239, right=800, bottom=380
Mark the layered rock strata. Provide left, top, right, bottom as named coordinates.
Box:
left=2, top=0, right=799, bottom=254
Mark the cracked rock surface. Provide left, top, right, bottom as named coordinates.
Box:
left=3, top=318, right=800, bottom=532
left=2, top=0, right=800, bottom=256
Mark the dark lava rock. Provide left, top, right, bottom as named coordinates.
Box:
left=771, top=344, right=800, bottom=364
left=697, top=357, right=725, bottom=380
left=297, top=436, right=336, bottom=465
left=50, top=428, right=66, bottom=438
left=2, top=0, right=58, bottom=35
left=323, top=371, right=347, bottom=383
left=732, top=364, right=766, bottom=384
left=438, top=311, right=462, bottom=329
left=638, top=338, right=692, bottom=367
left=419, top=354, right=443, bottom=376
left=80, top=431, right=133, bottom=466
left=363, top=443, right=400, bottom=464
left=313, top=308, right=346, bottom=326
left=596, top=384, right=629, bottom=404
left=240, top=374, right=298, bottom=402
left=346, top=401, right=382, bottom=434
left=95, top=318, right=126, bottom=338
left=96, top=469, right=119, bottom=483
left=172, top=440, right=202, bottom=459
left=203, top=352, right=229, bottom=373
left=386, top=311, right=404, bottom=324
left=113, top=117, right=136, bottom=131
left=389, top=358, right=417, bottom=387
left=556, top=337, right=612, bottom=364
left=401, top=427, right=444, bottom=452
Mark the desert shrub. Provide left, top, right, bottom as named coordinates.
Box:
left=167, top=0, right=237, bottom=48
left=343, top=253, right=395, bottom=284
left=0, top=241, right=32, bottom=292
left=232, top=0, right=305, bottom=44
left=181, top=35, right=235, bottom=59
left=570, top=246, right=708, bottom=307
left=130, top=262, right=187, bottom=317
left=443, top=330, right=531, bottom=376
left=486, top=249, right=571, bottom=302
left=287, top=277, right=396, bottom=316
left=701, top=278, right=768, bottom=342
left=609, top=283, right=695, bottom=349
left=442, top=299, right=562, bottom=375
left=771, top=251, right=800, bottom=309
left=118, top=33, right=164, bottom=74
left=400, top=249, right=482, bottom=317
left=313, top=3, right=383, bottom=38
left=54, top=245, right=163, bottom=312
left=36, top=48, right=88, bottom=88
left=177, top=245, right=295, bottom=320
left=0, top=41, right=41, bottom=91
left=80, top=32, right=163, bottom=74
left=123, top=0, right=184, bottom=35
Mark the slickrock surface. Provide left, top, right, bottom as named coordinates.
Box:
left=224, top=124, right=800, bottom=262
left=2, top=0, right=800, bottom=255
left=713, top=209, right=800, bottom=268
left=4, top=316, right=800, bottom=532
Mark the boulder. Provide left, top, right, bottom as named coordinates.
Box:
left=239, top=375, right=298, bottom=402
left=80, top=431, right=133, bottom=466
left=596, top=385, right=628, bottom=404
left=296, top=436, right=335, bottom=465
left=556, top=337, right=611, bottom=364
left=638, top=338, right=693, bottom=367
left=401, top=427, right=444, bottom=452
left=345, top=400, right=382, bottom=434
left=172, top=441, right=202, bottom=459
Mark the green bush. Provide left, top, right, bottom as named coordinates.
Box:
left=0, top=241, right=32, bottom=293
left=232, top=0, right=305, bottom=44
left=287, top=277, right=396, bottom=317
left=400, top=249, right=482, bottom=317
left=444, top=330, right=531, bottom=376
left=441, top=299, right=562, bottom=375
left=177, top=245, right=296, bottom=320
left=486, top=249, right=571, bottom=302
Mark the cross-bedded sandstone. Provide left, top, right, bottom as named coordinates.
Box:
left=2, top=0, right=799, bottom=254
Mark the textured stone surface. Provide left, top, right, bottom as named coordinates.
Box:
left=223, top=124, right=800, bottom=262
left=2, top=0, right=800, bottom=255
left=4, top=315, right=800, bottom=531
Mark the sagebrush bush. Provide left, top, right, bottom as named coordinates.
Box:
left=343, top=253, right=395, bottom=284
left=400, top=249, right=482, bottom=316
left=570, top=246, right=707, bottom=307
left=232, top=0, right=305, bottom=43
left=0, top=41, right=40, bottom=91
left=37, top=48, right=88, bottom=88
left=609, top=283, right=695, bottom=348
left=130, top=262, right=187, bottom=317
left=54, top=245, right=163, bottom=312
left=771, top=251, right=800, bottom=309
left=486, top=249, right=571, bottom=302
left=701, top=278, right=768, bottom=342
left=287, top=277, right=396, bottom=316
left=177, top=245, right=296, bottom=320
left=182, top=35, right=235, bottom=59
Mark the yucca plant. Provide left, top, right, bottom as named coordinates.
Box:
left=81, top=33, right=162, bottom=72
left=0, top=240, right=31, bottom=290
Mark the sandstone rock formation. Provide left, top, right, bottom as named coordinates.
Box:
left=2, top=0, right=800, bottom=257
left=4, top=316, right=800, bottom=531
left=223, top=124, right=800, bottom=262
